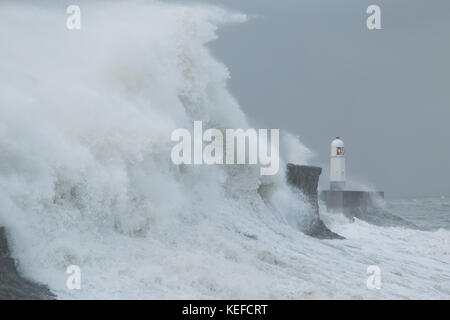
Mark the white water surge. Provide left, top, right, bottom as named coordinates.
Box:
left=0, top=1, right=448, bottom=299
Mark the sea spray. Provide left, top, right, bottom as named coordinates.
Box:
left=0, top=1, right=314, bottom=298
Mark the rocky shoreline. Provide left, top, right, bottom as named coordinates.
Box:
left=0, top=227, right=55, bottom=300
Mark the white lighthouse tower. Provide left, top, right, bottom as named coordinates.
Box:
left=330, top=137, right=345, bottom=190
left=320, top=137, right=384, bottom=213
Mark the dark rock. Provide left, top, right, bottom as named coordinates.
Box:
left=0, top=227, right=55, bottom=300
left=286, top=164, right=344, bottom=240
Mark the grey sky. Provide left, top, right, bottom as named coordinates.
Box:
left=200, top=0, right=450, bottom=197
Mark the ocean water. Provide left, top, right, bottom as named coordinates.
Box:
left=318, top=196, right=450, bottom=299
left=0, top=1, right=448, bottom=299
left=385, top=197, right=450, bottom=231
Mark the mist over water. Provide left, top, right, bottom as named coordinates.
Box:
left=0, top=1, right=449, bottom=299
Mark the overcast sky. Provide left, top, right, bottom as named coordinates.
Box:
left=197, top=0, right=450, bottom=198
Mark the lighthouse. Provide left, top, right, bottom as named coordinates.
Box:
left=330, top=137, right=345, bottom=190
left=319, top=136, right=384, bottom=215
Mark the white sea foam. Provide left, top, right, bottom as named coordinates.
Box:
left=0, top=1, right=448, bottom=299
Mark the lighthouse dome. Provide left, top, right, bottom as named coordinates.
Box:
left=331, top=137, right=344, bottom=156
